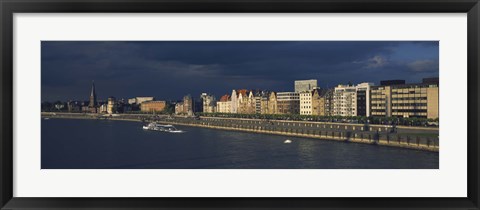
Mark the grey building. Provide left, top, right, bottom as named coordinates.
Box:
left=295, top=79, right=318, bottom=92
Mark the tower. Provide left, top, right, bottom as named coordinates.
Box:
left=88, top=81, right=98, bottom=113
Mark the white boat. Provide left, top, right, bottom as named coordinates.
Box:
left=44, top=118, right=50, bottom=120
left=284, top=139, right=292, bottom=144
left=143, top=122, right=184, bottom=133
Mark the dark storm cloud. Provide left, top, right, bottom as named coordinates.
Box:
left=41, top=41, right=439, bottom=102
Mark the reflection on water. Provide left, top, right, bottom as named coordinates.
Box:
left=41, top=118, right=439, bottom=169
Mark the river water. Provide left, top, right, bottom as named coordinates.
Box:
left=41, top=118, right=438, bottom=169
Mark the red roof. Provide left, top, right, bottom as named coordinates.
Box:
left=237, top=89, right=248, bottom=97
left=220, top=94, right=231, bottom=102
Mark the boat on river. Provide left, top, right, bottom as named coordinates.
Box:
left=142, top=122, right=184, bottom=133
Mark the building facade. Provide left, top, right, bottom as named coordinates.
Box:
left=216, top=94, right=231, bottom=113
left=371, top=78, right=439, bottom=119
left=267, top=92, right=278, bottom=114
left=356, top=83, right=373, bottom=117
left=175, top=95, right=194, bottom=116
left=107, top=97, right=116, bottom=114
left=323, top=89, right=334, bottom=116
left=294, top=79, right=318, bottom=92
left=300, top=90, right=313, bottom=115
left=237, top=90, right=255, bottom=114
left=141, top=100, right=166, bottom=113
left=276, top=92, right=300, bottom=114
left=200, top=93, right=216, bottom=113
left=311, top=89, right=327, bottom=116
left=333, top=84, right=357, bottom=116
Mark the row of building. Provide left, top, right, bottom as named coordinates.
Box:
left=189, top=78, right=439, bottom=119
left=59, top=78, right=439, bottom=120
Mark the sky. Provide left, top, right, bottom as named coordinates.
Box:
left=41, top=41, right=439, bottom=102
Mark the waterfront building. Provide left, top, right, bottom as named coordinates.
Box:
left=300, top=90, right=314, bottom=115
left=295, top=79, right=318, bottom=92
left=99, top=104, right=107, bottom=113
left=175, top=102, right=184, bottom=115
left=174, top=95, right=194, bottom=116
left=260, top=91, right=270, bottom=114
left=356, top=83, right=374, bottom=117
left=310, top=88, right=326, bottom=116
left=323, top=89, right=334, bottom=116
left=333, top=84, right=357, bottom=116
left=107, top=97, right=116, bottom=114
left=128, top=97, right=154, bottom=105
left=216, top=94, right=231, bottom=113
left=253, top=90, right=270, bottom=114
left=184, top=95, right=194, bottom=116
left=267, top=92, right=278, bottom=114
left=141, top=100, right=166, bottom=113
left=237, top=90, right=255, bottom=114
left=87, top=81, right=98, bottom=113
left=200, top=93, right=216, bottom=113
left=332, top=83, right=373, bottom=117
left=277, top=92, right=300, bottom=114
left=371, top=78, right=439, bottom=119
left=230, top=89, right=239, bottom=113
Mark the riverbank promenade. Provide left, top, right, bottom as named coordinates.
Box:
left=41, top=112, right=439, bottom=152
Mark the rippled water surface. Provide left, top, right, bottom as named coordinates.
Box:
left=42, top=118, right=439, bottom=169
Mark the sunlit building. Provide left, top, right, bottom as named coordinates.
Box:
left=371, top=78, right=439, bottom=119
left=277, top=92, right=300, bottom=114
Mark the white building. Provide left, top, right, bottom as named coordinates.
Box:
left=216, top=94, right=231, bottom=113
left=333, top=83, right=374, bottom=117
left=333, top=85, right=357, bottom=116
left=295, top=79, right=318, bottom=92
left=230, top=90, right=238, bottom=113
left=299, top=90, right=313, bottom=115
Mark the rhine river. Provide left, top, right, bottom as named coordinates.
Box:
left=42, top=118, right=439, bottom=169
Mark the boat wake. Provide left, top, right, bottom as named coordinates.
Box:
left=142, top=122, right=185, bottom=133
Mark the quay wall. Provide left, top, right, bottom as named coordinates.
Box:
left=42, top=112, right=439, bottom=152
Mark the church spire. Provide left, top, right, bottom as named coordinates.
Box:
left=88, top=80, right=97, bottom=107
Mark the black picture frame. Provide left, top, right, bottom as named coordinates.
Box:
left=1, top=0, right=479, bottom=209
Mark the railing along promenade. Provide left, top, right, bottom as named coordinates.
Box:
left=42, top=112, right=439, bottom=152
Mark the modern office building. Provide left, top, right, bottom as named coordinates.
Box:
left=276, top=92, right=300, bottom=114
left=333, top=83, right=373, bottom=117
left=333, top=84, right=357, bottom=116
left=356, top=83, right=374, bottom=117
left=370, top=78, right=439, bottom=119
left=294, top=79, right=318, bottom=92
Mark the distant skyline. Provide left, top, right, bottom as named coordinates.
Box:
left=41, top=41, right=439, bottom=102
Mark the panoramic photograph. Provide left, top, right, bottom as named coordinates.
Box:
left=41, top=41, right=439, bottom=169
